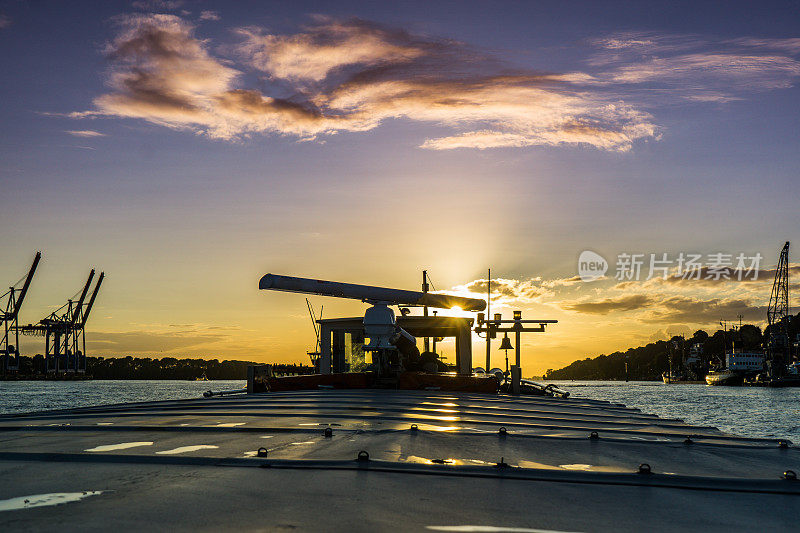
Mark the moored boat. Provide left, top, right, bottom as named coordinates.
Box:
left=706, top=350, right=765, bottom=386
left=705, top=368, right=744, bottom=386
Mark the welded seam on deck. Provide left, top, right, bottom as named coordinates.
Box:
left=0, top=452, right=798, bottom=495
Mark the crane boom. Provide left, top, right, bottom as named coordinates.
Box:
left=11, top=251, right=41, bottom=319
left=81, top=272, right=104, bottom=327
left=70, top=270, right=95, bottom=325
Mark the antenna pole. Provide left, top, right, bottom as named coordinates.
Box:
left=422, top=270, right=430, bottom=353
left=485, top=268, right=491, bottom=371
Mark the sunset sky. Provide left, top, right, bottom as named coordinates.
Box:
left=2, top=1, right=799, bottom=374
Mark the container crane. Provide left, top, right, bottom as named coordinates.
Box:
left=20, top=270, right=104, bottom=374
left=74, top=271, right=104, bottom=372
left=1, top=252, right=41, bottom=373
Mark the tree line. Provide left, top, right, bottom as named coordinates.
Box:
left=9, top=355, right=314, bottom=380
left=544, top=312, right=800, bottom=381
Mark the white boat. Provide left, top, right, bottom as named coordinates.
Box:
left=705, top=369, right=744, bottom=386
left=706, top=350, right=765, bottom=386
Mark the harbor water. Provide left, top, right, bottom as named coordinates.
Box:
left=0, top=380, right=245, bottom=416
left=548, top=380, right=800, bottom=441
left=1, top=379, right=799, bottom=442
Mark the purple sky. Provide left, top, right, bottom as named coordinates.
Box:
left=1, top=1, right=799, bottom=372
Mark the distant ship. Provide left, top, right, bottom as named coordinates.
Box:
left=749, top=361, right=800, bottom=387
left=706, top=350, right=764, bottom=386
left=662, top=339, right=706, bottom=383
left=705, top=368, right=744, bottom=386
left=661, top=369, right=685, bottom=383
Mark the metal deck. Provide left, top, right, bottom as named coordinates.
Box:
left=1, top=389, right=798, bottom=531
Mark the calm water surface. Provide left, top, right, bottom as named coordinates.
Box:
left=1, top=379, right=799, bottom=442
left=548, top=380, right=800, bottom=441
left=0, top=380, right=245, bottom=415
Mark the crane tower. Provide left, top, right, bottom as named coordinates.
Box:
left=766, top=241, right=790, bottom=377
left=1, top=252, right=41, bottom=373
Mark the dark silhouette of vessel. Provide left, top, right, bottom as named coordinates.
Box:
left=1, top=273, right=798, bottom=530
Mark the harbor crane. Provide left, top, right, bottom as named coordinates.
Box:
left=766, top=241, right=790, bottom=377
left=305, top=297, right=323, bottom=367
left=20, top=270, right=104, bottom=373
left=1, top=252, right=41, bottom=373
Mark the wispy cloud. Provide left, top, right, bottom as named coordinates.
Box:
left=88, top=330, right=225, bottom=352
left=560, top=291, right=764, bottom=323
left=65, top=17, right=800, bottom=151
left=199, top=10, right=219, bottom=22
left=450, top=275, right=584, bottom=306
left=457, top=277, right=549, bottom=300
left=132, top=0, right=183, bottom=10
left=453, top=258, right=778, bottom=330
left=586, top=31, right=800, bottom=101
left=235, top=19, right=429, bottom=82
left=563, top=294, right=653, bottom=314
left=85, top=321, right=249, bottom=354
left=660, top=263, right=800, bottom=285
left=81, top=14, right=240, bottom=132
left=66, top=129, right=106, bottom=137
left=67, top=15, right=659, bottom=151
left=642, top=296, right=766, bottom=323
left=438, top=268, right=778, bottom=367
left=608, top=53, right=800, bottom=89
left=727, top=37, right=800, bottom=55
